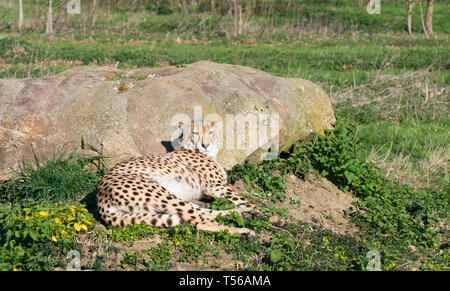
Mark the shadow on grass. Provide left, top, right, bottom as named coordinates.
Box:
left=80, top=190, right=103, bottom=224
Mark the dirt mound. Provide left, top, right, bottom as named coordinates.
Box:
left=283, top=174, right=359, bottom=235
left=234, top=174, right=359, bottom=235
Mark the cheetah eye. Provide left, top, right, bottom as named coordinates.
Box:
left=209, top=131, right=214, bottom=134
left=193, top=132, right=200, bottom=136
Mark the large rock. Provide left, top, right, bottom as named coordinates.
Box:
left=0, top=61, right=335, bottom=179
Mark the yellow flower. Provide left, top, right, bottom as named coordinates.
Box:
left=25, top=216, right=31, bottom=221
left=73, top=222, right=87, bottom=232
left=39, top=211, right=49, bottom=217
left=73, top=222, right=82, bottom=232
left=51, top=235, right=58, bottom=242
left=13, top=268, right=19, bottom=271
left=61, top=230, right=68, bottom=235
left=81, top=208, right=88, bottom=212
left=54, top=218, right=61, bottom=224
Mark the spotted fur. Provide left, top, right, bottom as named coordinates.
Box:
left=96, top=121, right=258, bottom=237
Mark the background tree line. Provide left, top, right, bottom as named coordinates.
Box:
left=11, top=0, right=440, bottom=37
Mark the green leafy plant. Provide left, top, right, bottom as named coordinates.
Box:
left=142, top=242, right=172, bottom=271
left=210, top=197, right=235, bottom=210
left=109, top=223, right=162, bottom=243
left=121, top=251, right=141, bottom=268
left=0, top=202, right=94, bottom=271
left=1, top=202, right=94, bottom=247
left=228, top=162, right=287, bottom=201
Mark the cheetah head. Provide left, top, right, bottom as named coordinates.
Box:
left=178, top=120, right=220, bottom=159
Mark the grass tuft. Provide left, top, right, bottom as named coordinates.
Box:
left=0, top=152, right=106, bottom=203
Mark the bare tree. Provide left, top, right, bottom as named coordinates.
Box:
left=231, top=0, right=242, bottom=37
left=18, top=0, right=23, bottom=32
left=46, top=0, right=53, bottom=34
left=232, top=0, right=238, bottom=37
left=91, top=0, right=98, bottom=27
left=407, top=0, right=414, bottom=35
left=418, top=0, right=428, bottom=38
left=238, top=2, right=242, bottom=35
left=425, top=0, right=434, bottom=36
left=211, top=0, right=216, bottom=14
left=181, top=0, right=188, bottom=14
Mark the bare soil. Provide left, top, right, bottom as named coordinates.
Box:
left=234, top=173, right=359, bottom=235
left=282, top=173, right=359, bottom=235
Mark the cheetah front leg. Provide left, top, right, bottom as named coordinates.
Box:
left=203, top=184, right=260, bottom=219
left=189, top=204, right=246, bottom=220
left=160, top=193, right=256, bottom=238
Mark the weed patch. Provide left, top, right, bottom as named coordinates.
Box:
left=0, top=153, right=105, bottom=203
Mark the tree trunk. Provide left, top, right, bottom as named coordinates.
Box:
left=425, top=0, right=434, bottom=36
left=181, top=0, right=188, bottom=14
left=46, top=0, right=53, bottom=35
left=18, top=0, right=23, bottom=32
left=232, top=0, right=238, bottom=37
left=91, top=0, right=98, bottom=27
left=238, top=2, right=242, bottom=35
left=407, top=0, right=414, bottom=36
left=211, top=0, right=216, bottom=14
left=418, top=1, right=428, bottom=38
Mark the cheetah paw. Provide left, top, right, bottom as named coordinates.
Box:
left=237, top=208, right=261, bottom=219
left=238, top=228, right=257, bottom=239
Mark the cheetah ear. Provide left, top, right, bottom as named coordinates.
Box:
left=210, top=121, right=216, bottom=127
left=177, top=121, right=186, bottom=140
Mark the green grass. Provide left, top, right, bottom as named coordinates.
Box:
left=356, top=119, right=449, bottom=163
left=0, top=152, right=105, bottom=203
left=353, top=119, right=449, bottom=193
left=1, top=35, right=448, bottom=86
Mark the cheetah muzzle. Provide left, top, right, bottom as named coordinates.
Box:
left=96, top=120, right=259, bottom=238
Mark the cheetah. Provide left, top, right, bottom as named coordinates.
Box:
left=96, top=120, right=259, bottom=237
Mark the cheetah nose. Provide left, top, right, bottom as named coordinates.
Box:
left=202, top=143, right=210, bottom=149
